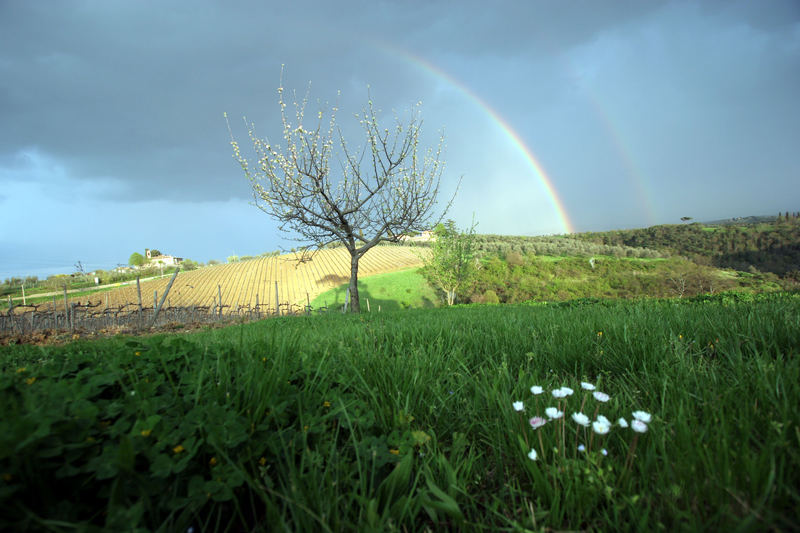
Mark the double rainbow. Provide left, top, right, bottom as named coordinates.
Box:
left=380, top=45, right=575, bottom=234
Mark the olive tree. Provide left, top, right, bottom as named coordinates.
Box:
left=128, top=252, right=145, bottom=267
left=227, top=81, right=456, bottom=312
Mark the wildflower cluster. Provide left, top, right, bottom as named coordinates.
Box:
left=511, top=381, right=653, bottom=466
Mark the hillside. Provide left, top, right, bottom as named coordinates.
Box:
left=47, top=245, right=424, bottom=314
left=111, top=218, right=795, bottom=311
left=571, top=217, right=800, bottom=277
left=463, top=255, right=780, bottom=304
left=4, top=215, right=798, bottom=317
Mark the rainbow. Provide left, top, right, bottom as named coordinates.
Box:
left=561, top=61, right=657, bottom=226
left=377, top=45, right=575, bottom=234
left=586, top=102, right=656, bottom=225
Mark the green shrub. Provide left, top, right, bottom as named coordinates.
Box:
left=482, top=289, right=500, bottom=303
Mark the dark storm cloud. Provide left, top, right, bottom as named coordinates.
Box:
left=0, top=1, right=366, bottom=201
left=0, top=0, right=679, bottom=202
left=1, top=0, right=798, bottom=210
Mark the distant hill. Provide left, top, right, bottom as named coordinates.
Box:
left=570, top=216, right=800, bottom=278
left=703, top=215, right=779, bottom=226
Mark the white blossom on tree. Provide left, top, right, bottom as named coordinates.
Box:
left=227, top=75, right=456, bottom=312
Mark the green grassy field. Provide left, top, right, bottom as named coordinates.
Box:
left=1, top=293, right=799, bottom=531
left=310, top=267, right=441, bottom=311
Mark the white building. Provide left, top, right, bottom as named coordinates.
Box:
left=145, top=249, right=183, bottom=266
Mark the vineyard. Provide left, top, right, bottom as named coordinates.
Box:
left=1, top=246, right=425, bottom=336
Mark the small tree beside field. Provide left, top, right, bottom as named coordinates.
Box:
left=423, top=219, right=478, bottom=305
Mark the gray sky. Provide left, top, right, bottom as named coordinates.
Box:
left=1, top=0, right=799, bottom=280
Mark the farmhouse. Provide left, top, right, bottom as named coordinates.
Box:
left=399, top=230, right=435, bottom=243
left=145, top=248, right=183, bottom=266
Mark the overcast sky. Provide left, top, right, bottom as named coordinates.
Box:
left=1, top=0, right=799, bottom=280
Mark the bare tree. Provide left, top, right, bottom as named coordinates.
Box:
left=227, top=79, right=456, bottom=312
left=669, top=274, right=687, bottom=298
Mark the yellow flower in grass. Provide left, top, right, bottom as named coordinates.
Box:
left=209, top=457, right=217, bottom=466
left=173, top=445, right=185, bottom=454
left=323, top=401, right=331, bottom=408
left=389, top=449, right=400, bottom=455
left=16, top=368, right=26, bottom=373
left=259, top=457, right=267, bottom=466
left=140, top=429, right=152, bottom=437
left=25, top=377, right=36, bottom=385
left=135, top=351, right=141, bottom=356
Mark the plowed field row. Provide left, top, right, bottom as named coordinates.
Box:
left=74, top=246, right=426, bottom=314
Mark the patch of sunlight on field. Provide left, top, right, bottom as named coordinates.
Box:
left=310, top=267, right=441, bottom=311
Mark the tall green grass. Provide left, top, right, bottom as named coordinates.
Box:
left=1, top=293, right=798, bottom=531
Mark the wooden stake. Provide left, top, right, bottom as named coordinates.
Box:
left=136, top=276, right=143, bottom=326
left=275, top=281, right=279, bottom=316
left=63, top=286, right=68, bottom=329
left=150, top=267, right=180, bottom=328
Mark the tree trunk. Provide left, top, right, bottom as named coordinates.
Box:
left=447, top=289, right=456, bottom=306
left=348, top=252, right=361, bottom=313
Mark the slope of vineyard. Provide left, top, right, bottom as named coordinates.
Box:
left=80, top=246, right=426, bottom=314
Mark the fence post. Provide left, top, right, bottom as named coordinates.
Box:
left=153, top=291, right=158, bottom=315
left=70, top=303, right=75, bottom=333
left=52, top=296, right=57, bottom=330
left=274, top=281, right=279, bottom=316
left=218, top=285, right=223, bottom=319
left=149, top=267, right=180, bottom=328
left=255, top=294, right=260, bottom=319
left=5, top=296, right=13, bottom=334
left=63, top=286, right=68, bottom=330
left=136, top=276, right=143, bottom=326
